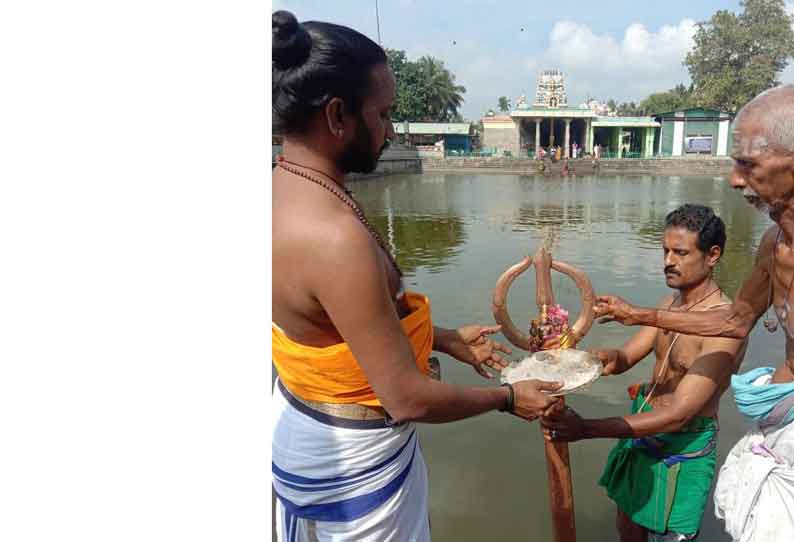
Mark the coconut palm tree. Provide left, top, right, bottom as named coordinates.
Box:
left=416, top=56, right=466, bottom=121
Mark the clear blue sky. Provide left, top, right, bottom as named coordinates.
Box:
left=272, top=0, right=794, bottom=119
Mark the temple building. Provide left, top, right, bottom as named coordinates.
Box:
left=482, top=69, right=661, bottom=158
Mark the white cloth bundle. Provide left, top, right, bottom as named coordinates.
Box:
left=714, top=373, right=794, bottom=542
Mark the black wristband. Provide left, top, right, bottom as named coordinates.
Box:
left=499, top=383, right=515, bottom=413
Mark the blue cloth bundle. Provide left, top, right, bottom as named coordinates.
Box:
left=732, top=367, right=794, bottom=427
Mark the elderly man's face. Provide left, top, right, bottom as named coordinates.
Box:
left=729, top=112, right=794, bottom=221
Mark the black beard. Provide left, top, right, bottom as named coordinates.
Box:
left=339, top=140, right=378, bottom=173
left=338, top=117, right=384, bottom=174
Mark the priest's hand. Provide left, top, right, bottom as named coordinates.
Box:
left=541, top=405, right=587, bottom=442
left=511, top=379, right=562, bottom=421
left=446, top=324, right=512, bottom=379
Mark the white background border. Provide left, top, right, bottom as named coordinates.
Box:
left=1, top=1, right=271, bottom=539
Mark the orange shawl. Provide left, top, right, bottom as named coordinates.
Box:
left=272, top=292, right=433, bottom=406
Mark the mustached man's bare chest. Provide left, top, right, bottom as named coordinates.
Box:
left=646, top=298, right=727, bottom=407
left=652, top=330, right=704, bottom=385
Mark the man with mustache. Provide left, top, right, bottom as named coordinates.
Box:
left=586, top=85, right=794, bottom=542
left=542, top=204, right=746, bottom=542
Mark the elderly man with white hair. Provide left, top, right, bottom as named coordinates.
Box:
left=593, top=85, right=794, bottom=542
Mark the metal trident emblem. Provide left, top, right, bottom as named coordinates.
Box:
left=492, top=246, right=595, bottom=351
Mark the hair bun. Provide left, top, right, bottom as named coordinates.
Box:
left=272, top=10, right=312, bottom=70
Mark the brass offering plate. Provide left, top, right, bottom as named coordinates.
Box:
left=500, top=349, right=601, bottom=396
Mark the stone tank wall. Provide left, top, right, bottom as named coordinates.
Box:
left=274, top=149, right=731, bottom=179
left=421, top=157, right=733, bottom=176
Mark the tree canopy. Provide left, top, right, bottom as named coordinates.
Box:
left=639, top=84, right=693, bottom=115
left=600, top=99, right=645, bottom=116
left=616, top=101, right=643, bottom=116
left=685, top=0, right=794, bottom=112
left=386, top=49, right=466, bottom=122
left=600, top=1, right=793, bottom=117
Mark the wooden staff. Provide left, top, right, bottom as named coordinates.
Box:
left=544, top=395, right=576, bottom=542
left=533, top=248, right=576, bottom=542
left=492, top=247, right=595, bottom=542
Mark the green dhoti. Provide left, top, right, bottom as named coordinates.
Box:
left=598, top=387, right=718, bottom=537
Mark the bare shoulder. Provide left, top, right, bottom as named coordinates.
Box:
left=272, top=170, right=389, bottom=308
left=308, top=212, right=380, bottom=271
left=273, top=175, right=377, bottom=269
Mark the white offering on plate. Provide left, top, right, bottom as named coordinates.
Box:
left=500, top=349, right=601, bottom=396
